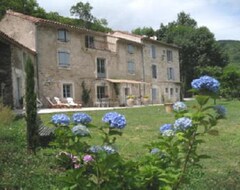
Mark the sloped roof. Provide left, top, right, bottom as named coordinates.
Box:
left=0, top=30, right=36, bottom=54
left=6, top=10, right=107, bottom=36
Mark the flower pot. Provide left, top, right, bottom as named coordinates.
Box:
left=164, top=103, right=173, bottom=113
left=127, top=98, right=134, bottom=107
left=143, top=98, right=149, bottom=105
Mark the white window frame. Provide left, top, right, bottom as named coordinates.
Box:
left=62, top=83, right=73, bottom=98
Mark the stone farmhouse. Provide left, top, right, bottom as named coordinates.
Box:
left=0, top=10, right=181, bottom=108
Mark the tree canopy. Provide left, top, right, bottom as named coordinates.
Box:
left=155, top=12, right=228, bottom=96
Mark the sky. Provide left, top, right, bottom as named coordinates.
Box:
left=37, top=0, right=240, bottom=41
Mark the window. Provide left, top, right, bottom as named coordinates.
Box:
left=167, top=50, right=173, bottom=62
left=152, top=88, right=157, bottom=101
left=151, top=45, right=156, bottom=59
left=97, top=58, right=106, bottom=78
left=63, top=84, right=72, bottom=98
left=175, top=88, right=178, bottom=93
left=170, top=88, right=173, bottom=96
left=152, top=64, right=157, bottom=79
left=97, top=86, right=107, bottom=99
left=58, top=29, right=69, bottom=42
left=85, top=35, right=94, bottom=48
left=58, top=51, right=70, bottom=67
left=128, top=61, right=135, bottom=74
left=165, top=88, right=168, bottom=93
left=127, top=44, right=134, bottom=54
left=167, top=67, right=174, bottom=80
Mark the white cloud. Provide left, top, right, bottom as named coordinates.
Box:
left=37, top=0, right=240, bottom=40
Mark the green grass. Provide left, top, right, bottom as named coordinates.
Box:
left=1, top=100, right=240, bottom=189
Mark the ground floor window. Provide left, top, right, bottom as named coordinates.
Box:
left=63, top=83, right=73, bottom=98
left=97, top=86, right=107, bottom=99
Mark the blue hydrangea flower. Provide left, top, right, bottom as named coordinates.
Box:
left=72, top=125, right=90, bottom=136
left=102, top=112, right=119, bottom=123
left=51, top=114, right=70, bottom=126
left=214, top=105, right=226, bottom=118
left=174, top=117, right=192, bottom=131
left=150, top=148, right=160, bottom=154
left=160, top=124, right=175, bottom=136
left=102, top=112, right=127, bottom=129
left=72, top=113, right=92, bottom=125
left=89, top=145, right=103, bottom=153
left=102, top=145, right=116, bottom=154
left=191, top=75, right=220, bottom=93
left=173, top=101, right=187, bottom=112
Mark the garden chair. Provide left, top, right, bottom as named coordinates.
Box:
left=66, top=97, right=82, bottom=108
left=46, top=97, right=61, bottom=108
left=53, top=97, right=69, bottom=108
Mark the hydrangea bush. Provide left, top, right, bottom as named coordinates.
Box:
left=50, top=76, right=226, bottom=190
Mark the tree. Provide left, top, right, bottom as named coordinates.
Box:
left=132, top=27, right=155, bottom=37
left=70, top=1, right=94, bottom=28
left=0, top=0, right=45, bottom=19
left=25, top=57, right=38, bottom=153
left=156, top=12, right=228, bottom=96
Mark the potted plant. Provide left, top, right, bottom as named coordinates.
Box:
left=143, top=95, right=149, bottom=105
left=126, top=95, right=135, bottom=107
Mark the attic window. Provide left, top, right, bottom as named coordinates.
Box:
left=58, top=29, right=69, bottom=42
left=85, top=35, right=95, bottom=48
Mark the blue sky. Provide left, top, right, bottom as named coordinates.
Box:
left=37, top=0, right=240, bottom=41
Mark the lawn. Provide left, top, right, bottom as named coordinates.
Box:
left=1, top=99, right=240, bottom=189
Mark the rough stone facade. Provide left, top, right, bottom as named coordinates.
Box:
left=0, top=11, right=181, bottom=108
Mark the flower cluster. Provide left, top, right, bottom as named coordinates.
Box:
left=83, top=154, right=94, bottom=163
left=173, top=101, right=187, bottom=112
left=159, top=124, right=175, bottom=136
left=57, top=151, right=80, bottom=169
left=174, top=117, right=192, bottom=131
left=102, top=112, right=127, bottom=129
left=214, top=105, right=226, bottom=118
left=89, top=145, right=116, bottom=154
left=191, top=75, right=220, bottom=93
left=72, top=125, right=90, bottom=136
left=51, top=114, right=70, bottom=126
left=72, top=113, right=92, bottom=125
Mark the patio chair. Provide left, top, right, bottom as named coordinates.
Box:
left=46, top=97, right=61, bottom=108
left=66, top=97, right=82, bottom=108
left=53, top=97, right=69, bottom=108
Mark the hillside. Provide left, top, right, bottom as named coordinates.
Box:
left=218, top=40, right=240, bottom=66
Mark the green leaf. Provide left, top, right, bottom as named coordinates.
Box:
left=195, top=95, right=210, bottom=106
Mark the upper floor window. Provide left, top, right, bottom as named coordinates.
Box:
left=127, top=44, right=134, bottom=54
left=128, top=61, right=135, bottom=74
left=85, top=35, right=95, bottom=48
left=63, top=83, right=73, bottom=98
left=151, top=45, right=156, bottom=59
left=58, top=29, right=69, bottom=42
left=58, top=51, right=70, bottom=67
left=167, top=67, right=175, bottom=80
left=152, top=64, right=157, bottom=79
left=97, top=58, right=106, bottom=78
left=167, top=50, right=173, bottom=62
